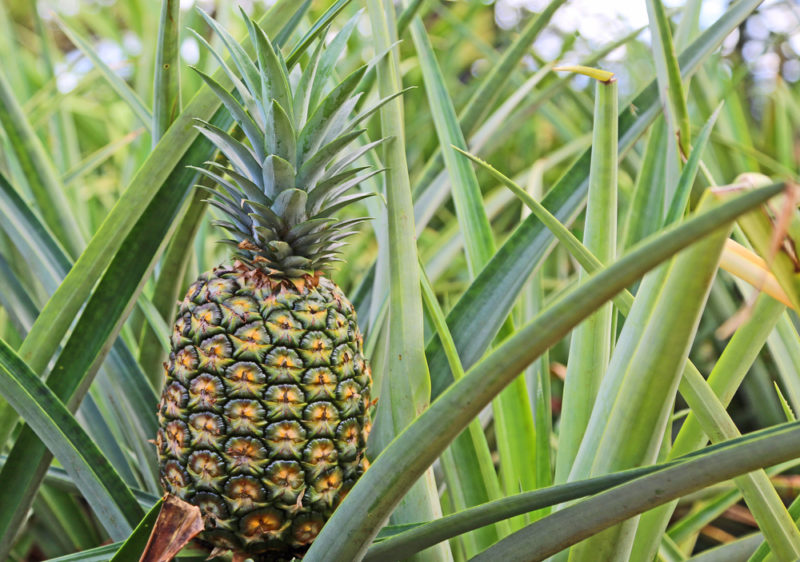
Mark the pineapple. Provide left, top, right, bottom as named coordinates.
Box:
left=155, top=13, right=381, bottom=559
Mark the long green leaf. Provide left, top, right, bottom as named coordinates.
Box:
left=567, top=191, right=730, bottom=560
left=367, top=454, right=800, bottom=561
left=305, top=182, right=784, bottom=561
left=663, top=105, right=721, bottom=226
left=554, top=74, right=618, bottom=485
left=667, top=461, right=799, bottom=547
left=425, top=0, right=765, bottom=401
left=0, top=173, right=159, bottom=494
left=474, top=422, right=800, bottom=561
left=410, top=13, right=536, bottom=531
left=678, top=362, right=800, bottom=559
left=366, top=463, right=674, bottom=560
left=419, top=263, right=508, bottom=553
left=152, top=0, right=182, bottom=144
left=621, top=116, right=667, bottom=249
left=632, top=293, right=788, bottom=561
left=412, top=0, right=567, bottom=194
left=0, top=171, right=72, bottom=295
left=0, top=339, right=143, bottom=539
left=646, top=0, right=690, bottom=154
left=0, top=70, right=84, bottom=256
left=364, top=2, right=448, bottom=560
left=0, top=455, right=159, bottom=509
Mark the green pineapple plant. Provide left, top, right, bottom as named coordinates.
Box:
left=155, top=12, right=381, bottom=559
left=1, top=2, right=799, bottom=561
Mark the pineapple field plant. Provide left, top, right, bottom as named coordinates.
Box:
left=156, top=14, right=377, bottom=558
left=0, top=1, right=799, bottom=561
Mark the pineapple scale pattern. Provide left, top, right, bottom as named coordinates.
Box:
left=156, top=265, right=372, bottom=557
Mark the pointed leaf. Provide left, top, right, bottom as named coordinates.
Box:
left=663, top=104, right=722, bottom=226
left=297, top=129, right=365, bottom=187
left=197, top=8, right=260, bottom=96
left=272, top=188, right=308, bottom=226
left=245, top=199, right=284, bottom=231
left=191, top=165, right=269, bottom=208
left=0, top=339, right=143, bottom=539
left=309, top=169, right=384, bottom=216
left=314, top=192, right=375, bottom=218
left=324, top=139, right=387, bottom=180
left=189, top=29, right=260, bottom=124
left=293, top=36, right=325, bottom=130
left=298, top=66, right=367, bottom=161
left=309, top=11, right=360, bottom=109
left=193, top=68, right=265, bottom=157
left=286, top=217, right=335, bottom=241
left=270, top=99, right=297, bottom=167
left=195, top=122, right=262, bottom=185
left=245, top=14, right=294, bottom=123
left=262, top=154, right=296, bottom=199
left=285, top=0, right=352, bottom=67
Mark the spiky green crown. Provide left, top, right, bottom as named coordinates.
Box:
left=192, top=11, right=387, bottom=279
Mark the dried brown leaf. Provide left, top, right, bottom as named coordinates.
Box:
left=140, top=494, right=204, bottom=562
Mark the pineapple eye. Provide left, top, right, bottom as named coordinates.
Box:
left=241, top=508, right=285, bottom=537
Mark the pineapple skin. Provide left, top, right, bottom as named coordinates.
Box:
left=156, top=263, right=372, bottom=558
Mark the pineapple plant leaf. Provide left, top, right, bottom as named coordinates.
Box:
left=155, top=12, right=389, bottom=560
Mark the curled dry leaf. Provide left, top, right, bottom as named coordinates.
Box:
left=140, top=494, right=204, bottom=562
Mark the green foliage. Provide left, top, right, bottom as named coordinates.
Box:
left=0, top=1, right=799, bottom=561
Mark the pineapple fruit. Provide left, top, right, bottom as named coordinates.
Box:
left=155, top=13, right=380, bottom=559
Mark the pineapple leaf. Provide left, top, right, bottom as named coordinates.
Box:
left=317, top=165, right=372, bottom=193
left=310, top=252, right=345, bottom=267
left=663, top=103, right=721, bottom=226
left=272, top=188, right=308, bottom=226
left=297, top=129, right=366, bottom=188
left=0, top=338, right=144, bottom=539
left=254, top=225, right=279, bottom=243
left=262, top=154, right=296, bottom=200
left=197, top=9, right=261, bottom=97
left=309, top=169, right=384, bottom=216
left=267, top=240, right=293, bottom=260
left=281, top=255, right=313, bottom=269
left=314, top=192, right=376, bottom=219
left=245, top=199, right=285, bottom=231
left=206, top=198, right=252, bottom=233
left=193, top=68, right=265, bottom=158
left=347, top=88, right=413, bottom=131
left=290, top=218, right=369, bottom=250
left=297, top=66, right=368, bottom=162
left=293, top=35, right=325, bottom=131
left=245, top=14, right=294, bottom=124
left=192, top=165, right=270, bottom=207
left=269, top=100, right=297, bottom=167
left=319, top=93, right=364, bottom=148
left=194, top=122, right=262, bottom=186
left=210, top=220, right=248, bottom=238
left=323, top=139, right=388, bottom=181
left=195, top=182, right=245, bottom=211
left=285, top=217, right=336, bottom=242
left=273, top=0, right=313, bottom=47
left=308, top=11, right=361, bottom=110
left=188, top=29, right=261, bottom=126
left=285, top=0, right=352, bottom=67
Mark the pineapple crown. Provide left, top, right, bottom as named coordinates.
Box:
left=191, top=10, right=391, bottom=279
